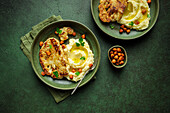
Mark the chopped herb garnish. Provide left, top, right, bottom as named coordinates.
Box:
left=110, top=24, right=115, bottom=29
left=79, top=37, right=83, bottom=43
left=76, top=42, right=80, bottom=47
left=80, top=56, right=85, bottom=60
left=81, top=42, right=85, bottom=46
left=76, top=37, right=85, bottom=47
left=129, top=21, right=134, bottom=26
left=75, top=71, right=80, bottom=76
left=58, top=30, right=62, bottom=34
left=147, top=14, right=150, bottom=18
left=56, top=27, right=62, bottom=34
left=49, top=45, right=52, bottom=49
left=53, top=71, right=58, bottom=78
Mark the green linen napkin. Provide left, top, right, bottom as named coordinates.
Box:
left=20, top=15, right=72, bottom=103
left=20, top=15, right=95, bottom=103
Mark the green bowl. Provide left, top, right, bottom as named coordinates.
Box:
left=108, top=45, right=127, bottom=68
left=91, top=0, right=159, bottom=40
left=31, top=20, right=101, bottom=90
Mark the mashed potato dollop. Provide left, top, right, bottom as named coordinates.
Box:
left=64, top=39, right=94, bottom=82
left=118, top=0, right=150, bottom=30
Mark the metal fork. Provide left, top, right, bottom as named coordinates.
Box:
left=71, top=58, right=98, bottom=95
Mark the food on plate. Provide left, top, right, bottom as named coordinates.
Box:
left=109, top=47, right=126, bottom=66
left=89, top=64, right=93, bottom=68
left=126, top=29, right=131, bottom=33
left=60, top=40, right=64, bottom=44
left=147, top=0, right=151, bottom=4
left=98, top=0, right=128, bottom=22
left=119, top=24, right=131, bottom=34
left=110, top=24, right=115, bottom=29
left=118, top=0, right=151, bottom=30
left=41, top=71, right=45, bottom=76
left=81, top=34, right=86, bottom=39
left=119, top=29, right=123, bottom=33
left=72, top=32, right=76, bottom=36
left=123, top=27, right=127, bottom=31
left=64, top=38, right=94, bottom=82
left=39, top=41, right=44, bottom=46
left=39, top=38, right=69, bottom=79
left=39, top=29, right=94, bottom=82
left=55, top=27, right=74, bottom=41
left=61, top=44, right=66, bottom=49
left=98, top=0, right=151, bottom=30
left=120, top=24, right=125, bottom=28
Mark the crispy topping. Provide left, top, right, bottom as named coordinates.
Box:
left=39, top=38, right=68, bottom=79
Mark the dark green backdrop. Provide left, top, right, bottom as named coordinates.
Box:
left=0, top=0, right=170, bottom=113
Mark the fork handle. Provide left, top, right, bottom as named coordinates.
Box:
left=71, top=70, right=90, bottom=95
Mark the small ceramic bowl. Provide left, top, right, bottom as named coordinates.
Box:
left=108, top=45, right=127, bottom=68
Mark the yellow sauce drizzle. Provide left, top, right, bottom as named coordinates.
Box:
left=70, top=47, right=88, bottom=63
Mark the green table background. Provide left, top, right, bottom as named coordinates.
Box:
left=0, top=0, right=170, bottom=113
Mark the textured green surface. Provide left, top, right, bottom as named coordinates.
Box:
left=0, top=0, right=170, bottom=113
left=31, top=20, right=100, bottom=90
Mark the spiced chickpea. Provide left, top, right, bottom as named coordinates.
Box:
left=111, top=54, right=114, bottom=58
left=41, top=71, right=45, bottom=76
left=113, top=48, right=117, bottom=51
left=72, top=69, right=76, bottom=73
left=78, top=68, right=82, bottom=73
left=118, top=53, right=122, bottom=56
left=69, top=75, right=73, bottom=79
left=72, top=32, right=76, bottom=36
left=39, top=41, right=43, bottom=46
left=110, top=51, right=114, bottom=54
left=89, top=64, right=93, bottom=68
left=112, top=59, right=116, bottom=64
left=117, top=48, right=121, bottom=52
left=114, top=51, right=118, bottom=55
left=119, top=56, right=124, bottom=61
left=120, top=61, right=124, bottom=65
left=114, top=55, right=118, bottom=59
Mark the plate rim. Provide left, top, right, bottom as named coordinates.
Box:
left=30, top=20, right=101, bottom=90
left=91, top=0, right=160, bottom=40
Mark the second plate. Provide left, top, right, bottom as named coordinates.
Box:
left=91, top=0, right=159, bottom=40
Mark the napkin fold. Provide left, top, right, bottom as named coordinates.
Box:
left=20, top=15, right=71, bottom=103
left=20, top=15, right=95, bottom=103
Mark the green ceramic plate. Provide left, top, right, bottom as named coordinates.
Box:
left=91, top=0, right=159, bottom=40
left=31, top=20, right=101, bottom=90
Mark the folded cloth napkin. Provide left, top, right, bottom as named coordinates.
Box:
left=20, top=15, right=96, bottom=103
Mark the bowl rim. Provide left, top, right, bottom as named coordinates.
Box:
left=30, top=20, right=101, bottom=90
left=108, top=45, right=128, bottom=68
left=91, top=0, right=160, bottom=40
